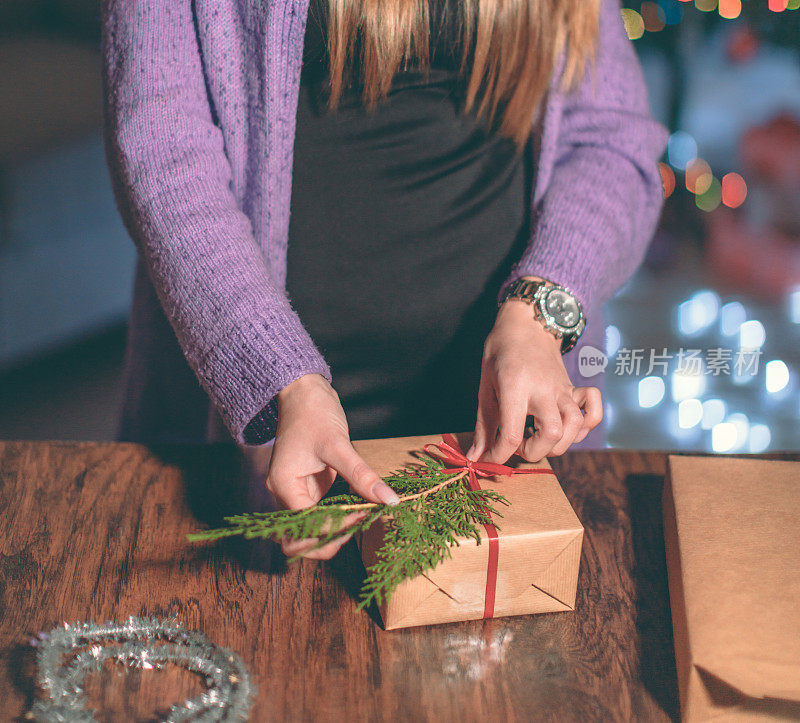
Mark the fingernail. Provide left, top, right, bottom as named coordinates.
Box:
left=466, top=445, right=477, bottom=461
left=372, top=480, right=400, bottom=506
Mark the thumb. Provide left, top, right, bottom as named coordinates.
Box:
left=322, top=441, right=400, bottom=506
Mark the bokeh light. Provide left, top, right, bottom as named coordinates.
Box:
left=621, top=8, right=645, bottom=39
left=765, top=359, right=790, bottom=393
left=701, top=399, right=727, bottom=429
left=659, top=162, right=676, bottom=198
left=641, top=2, right=666, bottom=31
left=789, top=287, right=800, bottom=324
left=671, top=368, right=707, bottom=403
left=718, top=0, right=742, bottom=18
left=695, top=176, right=722, bottom=211
left=748, top=424, right=772, bottom=453
left=605, top=325, right=622, bottom=356
left=605, top=401, right=615, bottom=429
left=720, top=301, right=746, bottom=336
left=769, top=0, right=788, bottom=10
left=639, top=376, right=666, bottom=408
left=739, top=319, right=766, bottom=349
left=728, top=27, right=760, bottom=61
left=721, top=172, right=747, bottom=208
left=711, top=422, right=738, bottom=452
left=727, top=412, right=750, bottom=449
left=678, top=399, right=704, bottom=429
left=659, top=0, right=684, bottom=23
left=668, top=131, right=698, bottom=170
left=686, top=158, right=713, bottom=195
left=678, top=289, right=720, bottom=335
left=695, top=0, right=718, bottom=11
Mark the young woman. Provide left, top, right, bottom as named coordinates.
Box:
left=102, top=0, right=667, bottom=557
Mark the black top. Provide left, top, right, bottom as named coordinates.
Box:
left=243, top=0, right=538, bottom=444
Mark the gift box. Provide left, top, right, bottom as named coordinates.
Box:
left=352, top=431, right=584, bottom=630
left=663, top=455, right=800, bottom=721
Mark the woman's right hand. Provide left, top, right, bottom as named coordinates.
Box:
left=267, top=373, right=400, bottom=560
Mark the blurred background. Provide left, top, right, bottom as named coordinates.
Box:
left=0, top=0, right=798, bottom=452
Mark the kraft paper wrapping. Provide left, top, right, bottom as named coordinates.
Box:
left=664, top=455, right=800, bottom=721
left=352, top=432, right=584, bottom=630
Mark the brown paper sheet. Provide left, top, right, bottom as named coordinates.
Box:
left=353, top=432, right=583, bottom=629
left=664, top=455, right=800, bottom=721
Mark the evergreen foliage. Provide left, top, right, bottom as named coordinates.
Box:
left=187, top=452, right=509, bottom=609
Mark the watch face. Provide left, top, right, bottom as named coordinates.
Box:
left=543, top=289, right=580, bottom=329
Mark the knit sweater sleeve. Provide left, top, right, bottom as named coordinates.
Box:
left=101, top=0, right=332, bottom=445
left=496, top=0, right=669, bottom=319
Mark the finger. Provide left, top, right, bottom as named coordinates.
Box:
left=549, top=396, right=585, bottom=456
left=517, top=402, right=563, bottom=462
left=481, top=378, right=528, bottom=465
left=320, top=441, right=400, bottom=505
left=572, top=387, right=603, bottom=443
left=467, top=376, right=498, bottom=461
left=303, top=533, right=355, bottom=560
left=281, top=534, right=321, bottom=557
left=281, top=532, right=352, bottom=560
left=281, top=510, right=368, bottom=560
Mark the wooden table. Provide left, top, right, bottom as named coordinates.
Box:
left=1, top=441, right=793, bottom=721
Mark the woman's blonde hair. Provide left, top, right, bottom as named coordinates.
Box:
left=325, top=0, right=601, bottom=151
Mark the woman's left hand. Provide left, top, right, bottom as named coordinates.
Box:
left=467, top=298, right=603, bottom=465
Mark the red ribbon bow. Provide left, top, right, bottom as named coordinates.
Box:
left=423, top=432, right=554, bottom=488
left=422, top=433, right=555, bottom=619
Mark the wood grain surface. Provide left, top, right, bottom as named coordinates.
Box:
left=0, top=441, right=794, bottom=721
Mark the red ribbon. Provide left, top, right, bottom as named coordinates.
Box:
left=422, top=433, right=555, bottom=619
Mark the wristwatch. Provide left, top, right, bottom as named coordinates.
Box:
left=497, top=277, right=586, bottom=353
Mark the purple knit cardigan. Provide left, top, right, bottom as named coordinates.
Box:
left=101, top=0, right=668, bottom=446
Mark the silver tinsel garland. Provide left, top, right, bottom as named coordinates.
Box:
left=28, top=616, right=255, bottom=722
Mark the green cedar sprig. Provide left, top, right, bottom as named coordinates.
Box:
left=356, top=479, right=506, bottom=610
left=186, top=452, right=509, bottom=609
